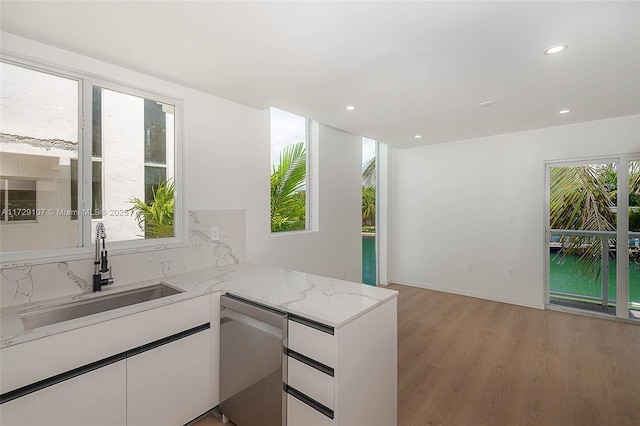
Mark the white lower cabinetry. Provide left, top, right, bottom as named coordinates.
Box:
left=286, top=297, right=397, bottom=426
left=127, top=329, right=210, bottom=426
left=0, top=360, right=126, bottom=426
left=0, top=293, right=215, bottom=426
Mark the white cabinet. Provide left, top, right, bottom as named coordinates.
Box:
left=286, top=297, right=397, bottom=426
left=1, top=292, right=215, bottom=426
left=1, top=293, right=210, bottom=396
left=127, top=329, right=210, bottom=426
left=0, top=360, right=126, bottom=426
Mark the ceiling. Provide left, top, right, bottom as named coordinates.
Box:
left=1, top=1, right=638, bottom=148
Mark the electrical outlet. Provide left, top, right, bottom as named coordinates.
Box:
left=211, top=227, right=220, bottom=241
left=508, top=269, right=515, bottom=278
left=466, top=264, right=473, bottom=272
left=508, top=215, right=516, bottom=225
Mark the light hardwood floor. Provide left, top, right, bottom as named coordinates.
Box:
left=194, top=284, right=640, bottom=425
left=393, top=284, right=640, bottom=426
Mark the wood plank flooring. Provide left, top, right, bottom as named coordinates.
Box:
left=392, top=284, right=640, bottom=426
left=194, top=284, right=640, bottom=425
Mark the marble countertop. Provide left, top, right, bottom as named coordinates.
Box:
left=1, top=263, right=397, bottom=348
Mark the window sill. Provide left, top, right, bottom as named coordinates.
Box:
left=0, top=240, right=188, bottom=269
left=270, top=229, right=318, bottom=238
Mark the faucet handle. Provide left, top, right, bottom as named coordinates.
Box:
left=100, top=250, right=109, bottom=272
left=101, top=266, right=114, bottom=287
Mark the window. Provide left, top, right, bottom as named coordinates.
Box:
left=0, top=179, right=37, bottom=222
left=89, top=86, right=176, bottom=242
left=0, top=59, right=178, bottom=257
left=270, top=107, right=309, bottom=233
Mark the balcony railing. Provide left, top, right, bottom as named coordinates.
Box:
left=549, top=229, right=640, bottom=307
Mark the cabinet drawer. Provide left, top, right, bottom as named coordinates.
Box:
left=288, top=319, right=335, bottom=368
left=287, top=355, right=334, bottom=410
left=287, top=393, right=334, bottom=426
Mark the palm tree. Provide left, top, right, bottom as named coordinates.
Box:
left=550, top=165, right=616, bottom=279
left=362, top=157, right=376, bottom=231
left=129, top=179, right=175, bottom=238
left=362, top=186, right=376, bottom=228
left=362, top=157, right=375, bottom=188
left=271, top=142, right=306, bottom=232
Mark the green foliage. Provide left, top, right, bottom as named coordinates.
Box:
left=550, top=165, right=616, bottom=232
left=630, top=209, right=640, bottom=232
left=362, top=186, right=376, bottom=228
left=128, top=179, right=174, bottom=238
left=550, top=165, right=616, bottom=280
left=551, top=162, right=640, bottom=279
left=630, top=161, right=640, bottom=206
left=271, top=142, right=306, bottom=232
left=362, top=158, right=376, bottom=231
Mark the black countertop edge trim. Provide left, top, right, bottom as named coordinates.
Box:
left=0, top=322, right=210, bottom=405
left=285, top=348, right=334, bottom=377
left=285, top=384, right=335, bottom=419
left=288, top=313, right=334, bottom=335
left=222, top=293, right=288, bottom=316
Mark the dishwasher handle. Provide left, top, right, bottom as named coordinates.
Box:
left=221, top=308, right=285, bottom=339
left=220, top=294, right=288, bottom=335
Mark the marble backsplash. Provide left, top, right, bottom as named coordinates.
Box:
left=0, top=209, right=245, bottom=308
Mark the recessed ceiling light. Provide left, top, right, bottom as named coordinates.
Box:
left=414, top=135, right=422, bottom=139
left=346, top=105, right=356, bottom=111
left=478, top=101, right=494, bottom=108
left=559, top=109, right=570, bottom=114
left=544, top=44, right=568, bottom=55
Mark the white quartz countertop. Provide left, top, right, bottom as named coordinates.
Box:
left=208, top=263, right=397, bottom=327
left=1, top=263, right=397, bottom=348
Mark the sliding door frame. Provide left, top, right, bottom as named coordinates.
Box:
left=544, top=154, right=639, bottom=321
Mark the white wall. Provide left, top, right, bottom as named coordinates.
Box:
left=389, top=115, right=640, bottom=308
left=1, top=33, right=363, bottom=283
left=249, top=124, right=362, bottom=282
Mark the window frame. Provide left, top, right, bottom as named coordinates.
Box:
left=0, top=56, right=185, bottom=267
left=0, top=178, right=38, bottom=223
left=269, top=107, right=314, bottom=235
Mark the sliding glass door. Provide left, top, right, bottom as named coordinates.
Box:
left=546, top=155, right=639, bottom=320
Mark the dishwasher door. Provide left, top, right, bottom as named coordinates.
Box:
left=220, top=294, right=288, bottom=426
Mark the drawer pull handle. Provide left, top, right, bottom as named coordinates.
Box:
left=289, top=314, right=334, bottom=335
left=0, top=323, right=210, bottom=404
left=286, top=348, right=334, bottom=377
left=285, top=384, right=334, bottom=420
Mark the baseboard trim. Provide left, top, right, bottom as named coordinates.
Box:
left=392, top=279, right=545, bottom=310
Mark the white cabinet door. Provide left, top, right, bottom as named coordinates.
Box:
left=127, top=329, right=211, bottom=426
left=0, top=360, right=126, bottom=426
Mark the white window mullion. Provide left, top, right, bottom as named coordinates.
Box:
left=81, top=79, right=92, bottom=248
left=617, top=158, right=630, bottom=319
left=305, top=117, right=311, bottom=231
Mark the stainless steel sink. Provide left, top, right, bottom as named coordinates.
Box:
left=19, top=284, right=183, bottom=330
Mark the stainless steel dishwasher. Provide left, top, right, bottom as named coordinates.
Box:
left=220, top=294, right=288, bottom=426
